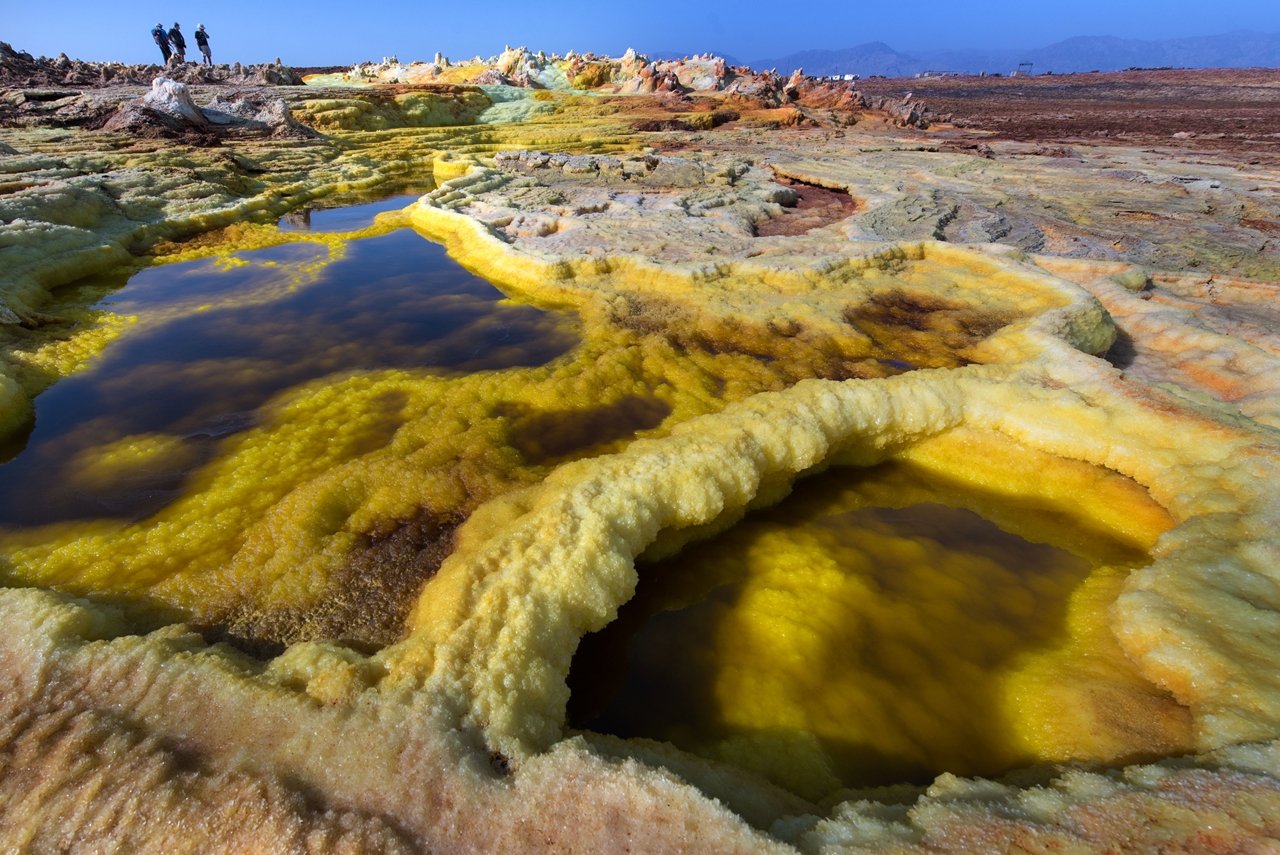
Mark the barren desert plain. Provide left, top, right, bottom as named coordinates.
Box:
left=1, top=42, right=1280, bottom=851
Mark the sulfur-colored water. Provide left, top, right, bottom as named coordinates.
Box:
left=0, top=227, right=578, bottom=526
left=567, top=456, right=1184, bottom=797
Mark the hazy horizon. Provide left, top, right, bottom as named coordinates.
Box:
left=5, top=1, right=1279, bottom=67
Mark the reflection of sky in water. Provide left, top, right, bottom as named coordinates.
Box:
left=277, top=192, right=428, bottom=233
left=0, top=228, right=578, bottom=525
left=105, top=243, right=330, bottom=312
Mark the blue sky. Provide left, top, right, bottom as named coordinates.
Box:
left=6, top=0, right=1279, bottom=66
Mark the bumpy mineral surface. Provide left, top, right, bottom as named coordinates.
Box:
left=1, top=46, right=1279, bottom=852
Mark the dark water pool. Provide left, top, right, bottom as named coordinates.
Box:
left=0, top=227, right=578, bottom=525
left=567, top=459, right=1155, bottom=793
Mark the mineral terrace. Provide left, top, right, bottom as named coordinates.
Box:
left=1, top=42, right=1279, bottom=852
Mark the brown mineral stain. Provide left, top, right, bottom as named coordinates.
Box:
left=845, top=290, right=1012, bottom=368
left=1242, top=218, right=1280, bottom=236
left=218, top=508, right=464, bottom=652
left=614, top=295, right=923, bottom=384
left=499, top=396, right=673, bottom=465
left=755, top=178, right=861, bottom=237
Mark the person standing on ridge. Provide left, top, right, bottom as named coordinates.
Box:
left=194, top=24, right=212, bottom=66
left=167, top=23, right=186, bottom=63
left=151, top=23, right=171, bottom=64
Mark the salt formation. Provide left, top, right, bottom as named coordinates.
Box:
left=1, top=47, right=1279, bottom=851
left=327, top=47, right=915, bottom=126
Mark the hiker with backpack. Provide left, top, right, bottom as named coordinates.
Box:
left=150, top=23, right=171, bottom=64
left=167, top=23, right=186, bottom=63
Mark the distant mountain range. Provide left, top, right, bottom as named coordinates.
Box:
left=751, top=42, right=920, bottom=77
left=746, top=31, right=1280, bottom=77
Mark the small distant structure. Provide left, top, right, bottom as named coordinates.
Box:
left=916, top=70, right=961, bottom=79
left=1011, top=61, right=1034, bottom=77
left=824, top=73, right=860, bottom=82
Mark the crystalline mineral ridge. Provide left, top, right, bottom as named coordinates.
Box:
left=1, top=43, right=1278, bottom=851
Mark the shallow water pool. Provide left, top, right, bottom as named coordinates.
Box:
left=567, top=454, right=1186, bottom=796
left=0, top=226, right=578, bottom=526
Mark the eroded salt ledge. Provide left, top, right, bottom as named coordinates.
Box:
left=1, top=52, right=1279, bottom=851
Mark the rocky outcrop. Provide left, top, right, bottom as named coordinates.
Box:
left=471, top=68, right=514, bottom=86
left=723, top=68, right=786, bottom=107
left=97, top=77, right=216, bottom=142
left=869, top=93, right=932, bottom=128
left=670, top=54, right=728, bottom=91
left=493, top=150, right=749, bottom=190
left=0, top=88, right=116, bottom=128
left=203, top=92, right=319, bottom=138
left=617, top=63, right=685, bottom=95
left=95, top=77, right=318, bottom=143
left=0, top=42, right=304, bottom=88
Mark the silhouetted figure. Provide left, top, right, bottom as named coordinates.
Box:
left=168, top=23, right=186, bottom=63
left=151, top=23, right=171, bottom=64
left=195, top=24, right=212, bottom=66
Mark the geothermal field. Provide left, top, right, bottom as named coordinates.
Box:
left=1, top=41, right=1279, bottom=851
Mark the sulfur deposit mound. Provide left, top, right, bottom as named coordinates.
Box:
left=1, top=50, right=1280, bottom=852
left=323, top=46, right=924, bottom=129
